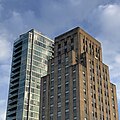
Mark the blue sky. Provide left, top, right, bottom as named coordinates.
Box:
left=0, top=0, right=120, bottom=119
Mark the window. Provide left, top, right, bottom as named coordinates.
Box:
left=65, top=83, right=69, bottom=91
left=71, top=45, right=74, bottom=50
left=73, top=81, right=76, bottom=89
left=50, top=98, right=54, bottom=105
left=93, top=85, right=95, bottom=90
left=73, top=89, right=76, bottom=98
left=58, top=111, right=61, bottom=115
left=43, top=82, right=46, bottom=90
left=58, top=44, right=61, bottom=49
left=58, top=64, right=61, bottom=69
left=51, top=81, right=54, bottom=88
left=65, top=75, right=69, bottom=82
left=58, top=51, right=61, bottom=55
left=95, top=112, right=97, bottom=118
left=113, top=112, right=116, bottom=117
left=111, top=88, right=113, bottom=93
left=58, top=77, right=61, bottom=85
left=73, top=99, right=76, bottom=107
left=58, top=86, right=61, bottom=94
left=71, top=38, right=74, bottom=43
left=58, top=59, right=61, bottom=64
left=84, top=107, right=87, bottom=114
left=50, top=114, right=53, bottom=120
left=51, top=63, right=54, bottom=71
left=64, top=41, right=67, bottom=46
left=83, top=89, right=86, bottom=95
left=95, top=103, right=96, bottom=108
left=65, top=102, right=69, bottom=110
left=84, top=98, right=87, bottom=104
left=57, top=116, right=61, bottom=120
left=73, top=72, right=76, bottom=79
left=73, top=108, right=77, bottom=117
left=58, top=106, right=61, bottom=112
left=64, top=48, right=67, bottom=53
left=51, top=73, right=54, bottom=79
left=65, top=57, right=68, bottom=65
left=32, top=72, right=41, bottom=78
left=83, top=46, right=85, bottom=51
left=58, top=69, right=61, bottom=77
left=58, top=95, right=61, bottom=102
left=73, top=65, right=76, bottom=71
left=50, top=89, right=54, bottom=96
left=50, top=106, right=53, bottom=114
left=83, top=39, right=85, bottom=43
left=58, top=102, right=61, bottom=107
left=65, top=66, right=69, bottom=73
left=65, top=92, right=69, bottom=100
left=83, top=71, right=85, bottom=77
left=65, top=111, right=69, bottom=120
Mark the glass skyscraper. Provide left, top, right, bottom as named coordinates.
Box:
left=6, top=29, right=54, bottom=120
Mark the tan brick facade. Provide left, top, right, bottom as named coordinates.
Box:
left=40, top=27, right=118, bottom=120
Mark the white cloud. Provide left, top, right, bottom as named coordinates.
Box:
left=0, top=112, right=5, bottom=120
left=115, top=55, right=120, bottom=64
left=0, top=99, right=6, bottom=120
left=90, top=3, right=120, bottom=78
left=89, top=4, right=120, bottom=108
left=0, top=0, right=120, bottom=119
left=69, top=0, right=81, bottom=5
left=98, top=4, right=120, bottom=42
left=0, top=99, right=5, bottom=104
left=0, top=29, right=11, bottom=88
left=0, top=4, right=3, bottom=12
left=100, top=5, right=120, bottom=99
left=117, top=85, right=120, bottom=101
left=98, top=4, right=120, bottom=79
left=0, top=37, right=11, bottom=63
left=116, top=85, right=120, bottom=115
left=0, top=65, right=10, bottom=86
left=33, top=0, right=109, bottom=37
left=0, top=0, right=106, bottom=40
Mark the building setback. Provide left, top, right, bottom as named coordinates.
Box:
left=40, top=27, right=118, bottom=120
left=6, top=29, right=54, bottom=120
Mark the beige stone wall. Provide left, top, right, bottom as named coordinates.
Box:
left=40, top=27, right=118, bottom=120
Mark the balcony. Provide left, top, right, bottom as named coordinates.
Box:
left=12, top=67, right=20, bottom=74
left=11, top=72, right=20, bottom=79
left=11, top=70, right=20, bottom=76
left=13, top=56, right=21, bottom=63
left=10, top=82, right=19, bottom=89
left=11, top=77, right=19, bottom=83
left=10, top=87, right=18, bottom=94
left=12, top=61, right=21, bottom=68
left=9, top=98, right=17, bottom=105
left=13, top=51, right=22, bottom=58
left=14, top=41, right=22, bottom=48
left=7, top=116, right=16, bottom=120
left=8, top=103, right=17, bottom=111
left=14, top=46, right=22, bottom=53
left=7, top=109, right=16, bottom=117
left=9, top=92, right=18, bottom=100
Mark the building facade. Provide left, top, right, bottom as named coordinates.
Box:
left=40, top=27, right=118, bottom=120
left=6, top=29, right=54, bottom=120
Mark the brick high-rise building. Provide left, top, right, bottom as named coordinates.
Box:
left=40, top=27, right=118, bottom=120
left=6, top=29, right=54, bottom=120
